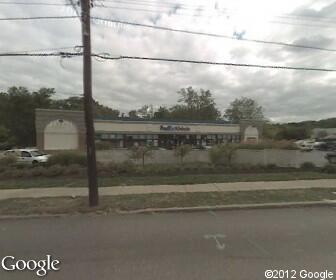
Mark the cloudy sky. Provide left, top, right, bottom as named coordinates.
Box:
left=0, top=0, right=336, bottom=122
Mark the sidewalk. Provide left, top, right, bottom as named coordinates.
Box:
left=0, top=179, right=336, bottom=200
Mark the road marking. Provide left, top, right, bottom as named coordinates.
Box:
left=204, top=234, right=226, bottom=250
left=208, top=210, right=217, bottom=217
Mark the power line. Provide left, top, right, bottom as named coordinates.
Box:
left=101, top=0, right=336, bottom=24
left=1, top=51, right=333, bottom=72
left=92, top=54, right=336, bottom=72
left=0, top=1, right=71, bottom=6
left=95, top=3, right=336, bottom=28
left=0, top=51, right=82, bottom=57
left=1, top=46, right=82, bottom=54
left=0, top=15, right=79, bottom=21
left=92, top=17, right=336, bottom=52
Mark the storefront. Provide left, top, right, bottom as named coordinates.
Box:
left=94, top=119, right=242, bottom=149
left=35, top=109, right=262, bottom=151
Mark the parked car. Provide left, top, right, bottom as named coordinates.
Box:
left=3, top=149, right=50, bottom=165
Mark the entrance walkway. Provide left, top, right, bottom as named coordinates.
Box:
left=0, top=179, right=335, bottom=200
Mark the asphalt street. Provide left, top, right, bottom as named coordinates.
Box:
left=1, top=207, right=336, bottom=280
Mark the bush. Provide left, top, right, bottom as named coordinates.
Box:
left=96, top=141, right=113, bottom=150
left=44, top=165, right=65, bottom=177
left=322, top=164, right=336, bottom=174
left=209, top=144, right=238, bottom=166
left=48, top=152, right=87, bottom=167
left=129, top=145, right=153, bottom=167
left=63, top=164, right=85, bottom=176
left=300, top=162, right=316, bottom=170
left=238, top=140, right=298, bottom=150
left=98, top=161, right=136, bottom=176
left=174, top=144, right=192, bottom=164
left=0, top=155, right=17, bottom=167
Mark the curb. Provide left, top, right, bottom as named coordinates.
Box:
left=116, top=200, right=336, bottom=214
left=1, top=201, right=336, bottom=220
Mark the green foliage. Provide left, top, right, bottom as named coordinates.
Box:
left=95, top=141, right=113, bottom=150
left=48, top=152, right=87, bottom=166
left=170, top=87, right=221, bottom=120
left=238, top=140, right=298, bottom=150
left=0, top=155, right=17, bottom=167
left=138, top=87, right=221, bottom=121
left=300, top=162, right=316, bottom=170
left=129, top=145, right=154, bottom=167
left=174, top=144, right=192, bottom=164
left=275, top=126, right=310, bottom=140
left=322, top=164, right=336, bottom=174
left=98, top=161, right=136, bottom=176
left=224, top=97, right=264, bottom=123
left=209, top=144, right=238, bottom=166
left=0, top=87, right=120, bottom=148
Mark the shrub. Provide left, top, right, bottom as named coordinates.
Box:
left=174, top=144, right=192, bottom=164
left=238, top=140, right=298, bottom=150
left=209, top=145, right=225, bottom=166
left=0, top=155, right=17, bottom=167
left=322, top=164, right=336, bottom=174
left=44, top=165, right=65, bottom=177
left=96, top=141, right=113, bottom=150
left=48, top=152, right=87, bottom=167
left=209, top=144, right=238, bottom=166
left=129, top=145, right=153, bottom=167
left=300, top=162, right=316, bottom=170
left=99, top=161, right=137, bottom=176
left=31, top=166, right=46, bottom=177
left=63, top=164, right=85, bottom=176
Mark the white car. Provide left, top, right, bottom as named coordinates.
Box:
left=3, top=149, right=50, bottom=165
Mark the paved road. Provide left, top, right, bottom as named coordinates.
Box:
left=1, top=207, right=336, bottom=280
left=1, top=179, right=336, bottom=200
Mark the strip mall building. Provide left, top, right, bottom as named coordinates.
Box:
left=35, top=109, right=262, bottom=150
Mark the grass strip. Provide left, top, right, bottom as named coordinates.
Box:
left=1, top=188, right=336, bottom=216
left=1, top=172, right=336, bottom=189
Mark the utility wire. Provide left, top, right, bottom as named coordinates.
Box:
left=0, top=51, right=334, bottom=72
left=92, top=17, right=336, bottom=52
left=101, top=0, right=336, bottom=23
left=1, top=46, right=82, bottom=54
left=0, top=15, right=79, bottom=21
left=92, top=54, right=336, bottom=72
left=0, top=1, right=71, bottom=6
left=0, top=52, right=82, bottom=57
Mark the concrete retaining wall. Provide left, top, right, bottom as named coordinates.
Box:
left=96, top=149, right=329, bottom=168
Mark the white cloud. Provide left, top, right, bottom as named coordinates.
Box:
left=0, top=0, right=335, bottom=122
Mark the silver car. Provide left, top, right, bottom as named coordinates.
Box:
left=4, top=149, right=50, bottom=165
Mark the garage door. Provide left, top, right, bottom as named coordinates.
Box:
left=44, top=119, right=78, bottom=150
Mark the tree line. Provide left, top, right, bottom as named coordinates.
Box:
left=1, top=86, right=334, bottom=149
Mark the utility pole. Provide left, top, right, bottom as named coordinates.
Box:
left=80, top=0, right=99, bottom=206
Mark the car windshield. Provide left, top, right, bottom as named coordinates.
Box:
left=30, top=151, right=44, bottom=157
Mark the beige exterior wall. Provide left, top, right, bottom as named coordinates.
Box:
left=94, top=120, right=240, bottom=134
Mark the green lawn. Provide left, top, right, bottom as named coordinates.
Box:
left=0, top=171, right=336, bottom=189
left=1, top=188, right=336, bottom=216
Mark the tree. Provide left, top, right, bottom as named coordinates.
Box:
left=137, top=105, right=154, bottom=119
left=275, top=126, right=310, bottom=140
left=52, top=96, right=119, bottom=118
left=0, top=87, right=120, bottom=148
left=128, top=110, right=138, bottom=118
left=224, top=97, right=264, bottom=123
left=169, top=87, right=221, bottom=120
left=153, top=106, right=170, bottom=120
left=174, top=144, right=192, bottom=164
left=129, top=145, right=153, bottom=167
